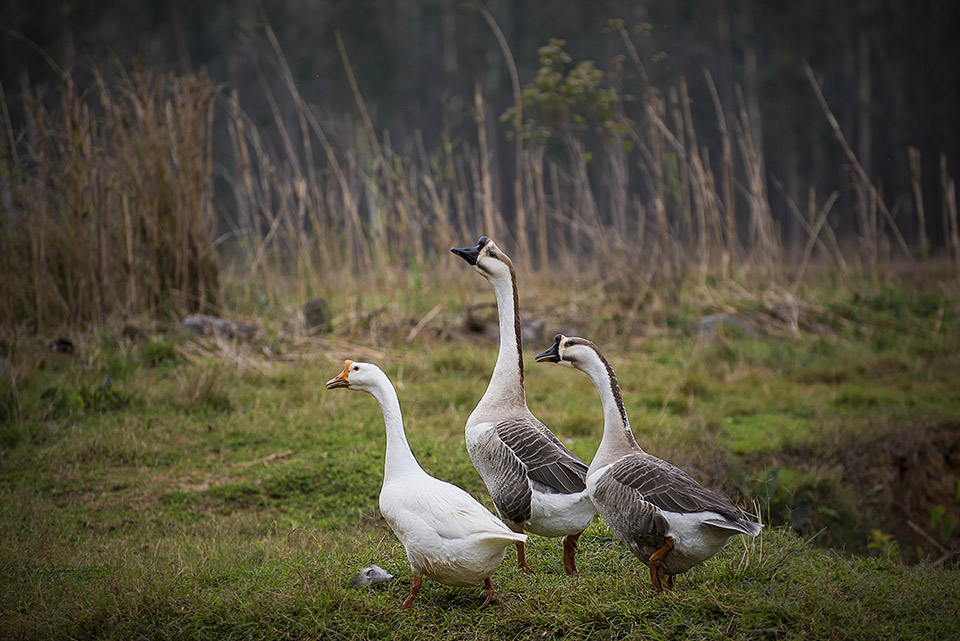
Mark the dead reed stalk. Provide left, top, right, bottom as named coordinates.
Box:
left=942, top=154, right=960, bottom=281
left=733, top=85, right=781, bottom=279
left=704, top=69, right=737, bottom=278
left=772, top=177, right=848, bottom=281
left=802, top=60, right=912, bottom=261
left=792, top=190, right=840, bottom=289
left=473, top=1, right=530, bottom=272
left=909, top=147, right=928, bottom=256
left=474, top=83, right=498, bottom=241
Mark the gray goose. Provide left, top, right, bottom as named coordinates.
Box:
left=451, top=237, right=596, bottom=574
left=536, top=334, right=762, bottom=591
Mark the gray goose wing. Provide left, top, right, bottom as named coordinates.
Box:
left=472, top=415, right=588, bottom=525
left=601, top=453, right=741, bottom=520
left=496, top=415, right=588, bottom=495
left=473, top=426, right=533, bottom=524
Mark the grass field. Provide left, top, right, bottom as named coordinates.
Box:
left=2, top=281, right=960, bottom=639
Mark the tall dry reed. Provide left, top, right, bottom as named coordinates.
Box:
left=3, top=25, right=957, bottom=337
left=1, top=68, right=218, bottom=334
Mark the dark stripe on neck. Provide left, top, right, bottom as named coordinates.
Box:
left=508, top=263, right=524, bottom=390
left=570, top=339, right=636, bottom=447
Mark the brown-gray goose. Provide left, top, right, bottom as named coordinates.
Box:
left=451, top=237, right=596, bottom=574
left=536, top=334, right=762, bottom=591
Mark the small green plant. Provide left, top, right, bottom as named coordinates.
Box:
left=38, top=376, right=131, bottom=420
left=502, top=38, right=621, bottom=145
left=867, top=529, right=901, bottom=562
left=929, top=481, right=960, bottom=551
left=0, top=373, right=21, bottom=427
left=138, top=336, right=183, bottom=368
left=931, top=505, right=957, bottom=542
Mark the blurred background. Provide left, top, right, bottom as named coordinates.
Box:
left=1, top=0, right=959, bottom=330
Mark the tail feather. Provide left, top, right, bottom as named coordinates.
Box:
left=478, top=529, right=527, bottom=544
left=704, top=517, right=762, bottom=537
left=500, top=531, right=528, bottom=543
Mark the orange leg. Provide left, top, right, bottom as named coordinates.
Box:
left=515, top=540, right=532, bottom=573
left=401, top=576, right=422, bottom=610
left=562, top=533, right=581, bottom=575
left=478, top=577, right=495, bottom=609
left=648, top=537, right=675, bottom=593
left=648, top=563, right=662, bottom=592
left=657, top=564, right=671, bottom=591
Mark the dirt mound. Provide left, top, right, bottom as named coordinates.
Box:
left=833, top=424, right=960, bottom=561
left=760, top=423, right=960, bottom=562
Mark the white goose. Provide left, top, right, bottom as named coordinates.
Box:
left=451, top=237, right=596, bottom=574
left=326, top=360, right=526, bottom=609
left=535, top=335, right=762, bottom=591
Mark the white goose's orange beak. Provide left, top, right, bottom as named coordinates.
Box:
left=325, top=360, right=353, bottom=389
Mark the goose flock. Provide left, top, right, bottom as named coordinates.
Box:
left=326, top=235, right=761, bottom=610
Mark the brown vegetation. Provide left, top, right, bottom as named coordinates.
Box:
left=1, top=68, right=219, bottom=333
left=1, top=24, right=959, bottom=336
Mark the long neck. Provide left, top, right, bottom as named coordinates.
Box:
left=579, top=353, right=641, bottom=475
left=474, top=270, right=526, bottom=417
left=368, top=374, right=423, bottom=480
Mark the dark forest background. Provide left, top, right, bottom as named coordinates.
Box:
left=4, top=0, right=958, bottom=248
left=3, top=0, right=960, bottom=330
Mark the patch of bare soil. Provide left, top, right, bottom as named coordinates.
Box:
left=775, top=424, right=960, bottom=563
left=834, top=424, right=960, bottom=562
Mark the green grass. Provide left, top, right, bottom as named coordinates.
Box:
left=1, top=285, right=960, bottom=639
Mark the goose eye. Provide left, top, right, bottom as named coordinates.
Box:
left=352, top=366, right=359, bottom=371
left=488, top=250, right=497, bottom=259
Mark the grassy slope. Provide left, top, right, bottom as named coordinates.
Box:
left=1, top=286, right=960, bottom=639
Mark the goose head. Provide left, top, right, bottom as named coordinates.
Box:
left=325, top=360, right=385, bottom=393
left=535, top=334, right=600, bottom=370
left=451, top=236, right=514, bottom=282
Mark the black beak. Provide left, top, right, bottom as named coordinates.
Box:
left=451, top=236, right=489, bottom=266
left=536, top=334, right=564, bottom=363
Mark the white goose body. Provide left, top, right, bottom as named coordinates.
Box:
left=452, top=238, right=595, bottom=572
left=327, top=361, right=526, bottom=607
left=378, top=469, right=526, bottom=586
left=536, top=335, right=761, bottom=589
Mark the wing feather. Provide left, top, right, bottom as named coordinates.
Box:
left=382, top=478, right=524, bottom=543
left=605, top=453, right=742, bottom=520
left=471, top=427, right=533, bottom=524
left=496, top=415, right=588, bottom=495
